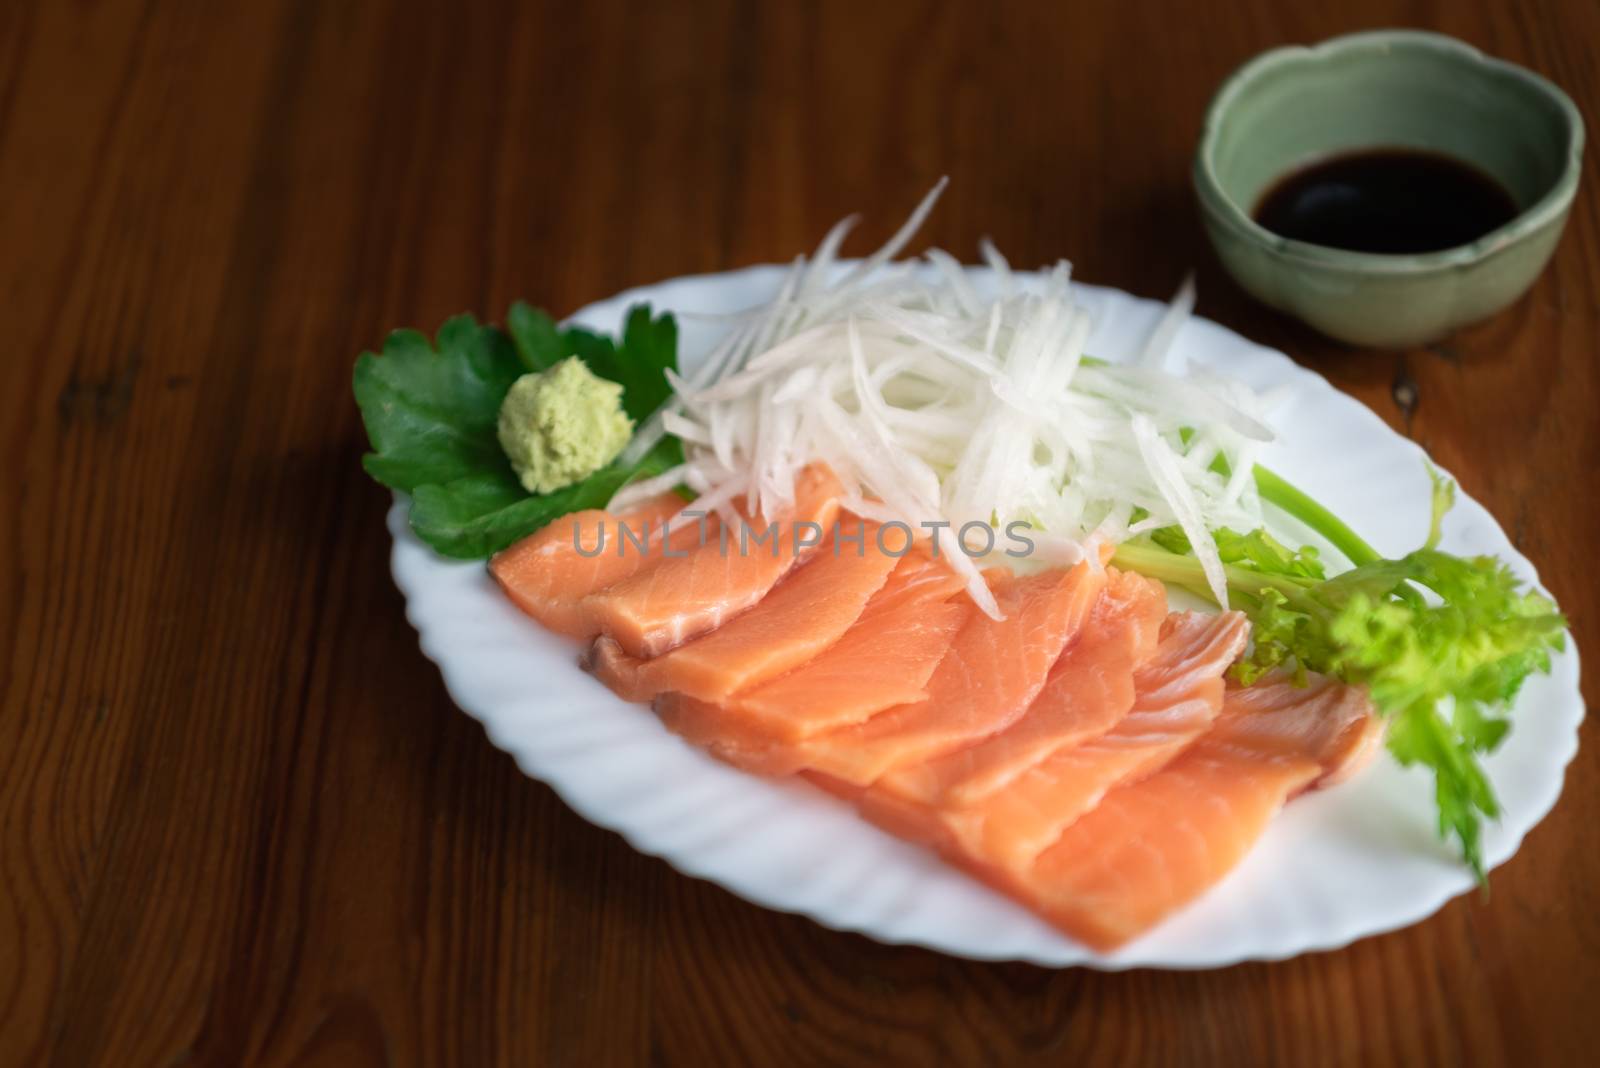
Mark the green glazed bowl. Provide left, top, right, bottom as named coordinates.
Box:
left=1195, top=30, right=1584, bottom=348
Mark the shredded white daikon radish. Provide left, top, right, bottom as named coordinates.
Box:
left=1136, top=273, right=1197, bottom=370
left=611, top=182, right=1279, bottom=612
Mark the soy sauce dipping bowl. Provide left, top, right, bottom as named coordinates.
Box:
left=1195, top=30, right=1584, bottom=348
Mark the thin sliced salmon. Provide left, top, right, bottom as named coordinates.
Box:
left=780, top=561, right=1108, bottom=786
left=736, top=550, right=969, bottom=737
left=488, top=492, right=698, bottom=639
left=881, top=611, right=1251, bottom=867
left=866, top=568, right=1167, bottom=820
left=654, top=550, right=970, bottom=768
left=966, top=611, right=1252, bottom=860
left=1011, top=672, right=1377, bottom=950
left=583, top=523, right=899, bottom=703
left=581, top=465, right=844, bottom=657
left=1211, top=672, right=1386, bottom=787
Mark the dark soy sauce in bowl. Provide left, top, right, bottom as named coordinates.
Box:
left=1253, top=149, right=1519, bottom=254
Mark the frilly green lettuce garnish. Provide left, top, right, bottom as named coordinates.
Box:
left=1115, top=466, right=1567, bottom=880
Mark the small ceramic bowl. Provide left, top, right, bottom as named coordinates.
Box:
left=1195, top=30, right=1584, bottom=348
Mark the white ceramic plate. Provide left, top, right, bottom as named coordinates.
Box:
left=388, top=265, right=1583, bottom=969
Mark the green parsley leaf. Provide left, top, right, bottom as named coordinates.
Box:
left=354, top=315, right=524, bottom=492
left=506, top=302, right=566, bottom=372
left=408, top=435, right=682, bottom=558
left=506, top=302, right=677, bottom=421
left=355, top=303, right=683, bottom=558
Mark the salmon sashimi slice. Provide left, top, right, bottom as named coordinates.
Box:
left=725, top=550, right=969, bottom=739
left=779, top=561, right=1109, bottom=787
left=653, top=552, right=970, bottom=769
left=582, top=524, right=899, bottom=703
left=1020, top=745, right=1320, bottom=951
left=1012, top=671, right=1378, bottom=950
left=1212, top=672, right=1386, bottom=787
left=489, top=492, right=697, bottom=639
left=905, top=611, right=1250, bottom=867
left=859, top=609, right=1247, bottom=855
left=867, top=568, right=1168, bottom=817
left=580, top=465, right=844, bottom=657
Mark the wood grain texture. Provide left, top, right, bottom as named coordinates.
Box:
left=1, top=0, right=1595, bottom=1064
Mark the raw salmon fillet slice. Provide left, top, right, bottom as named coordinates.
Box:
left=488, top=492, right=699, bottom=639
left=968, top=611, right=1252, bottom=861
left=1013, top=672, right=1378, bottom=950
left=867, top=568, right=1168, bottom=819
left=780, top=561, right=1108, bottom=786
left=653, top=551, right=970, bottom=767
left=877, top=611, right=1251, bottom=867
left=723, top=550, right=969, bottom=739
left=581, top=465, right=844, bottom=657
left=583, top=523, right=899, bottom=703
left=1212, top=671, right=1386, bottom=787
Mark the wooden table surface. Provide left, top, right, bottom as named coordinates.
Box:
left=4, top=1, right=1596, bottom=1064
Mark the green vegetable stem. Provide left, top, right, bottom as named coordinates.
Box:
left=1114, top=467, right=1567, bottom=880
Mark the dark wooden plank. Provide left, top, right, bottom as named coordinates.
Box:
left=0, top=1, right=1594, bottom=1065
